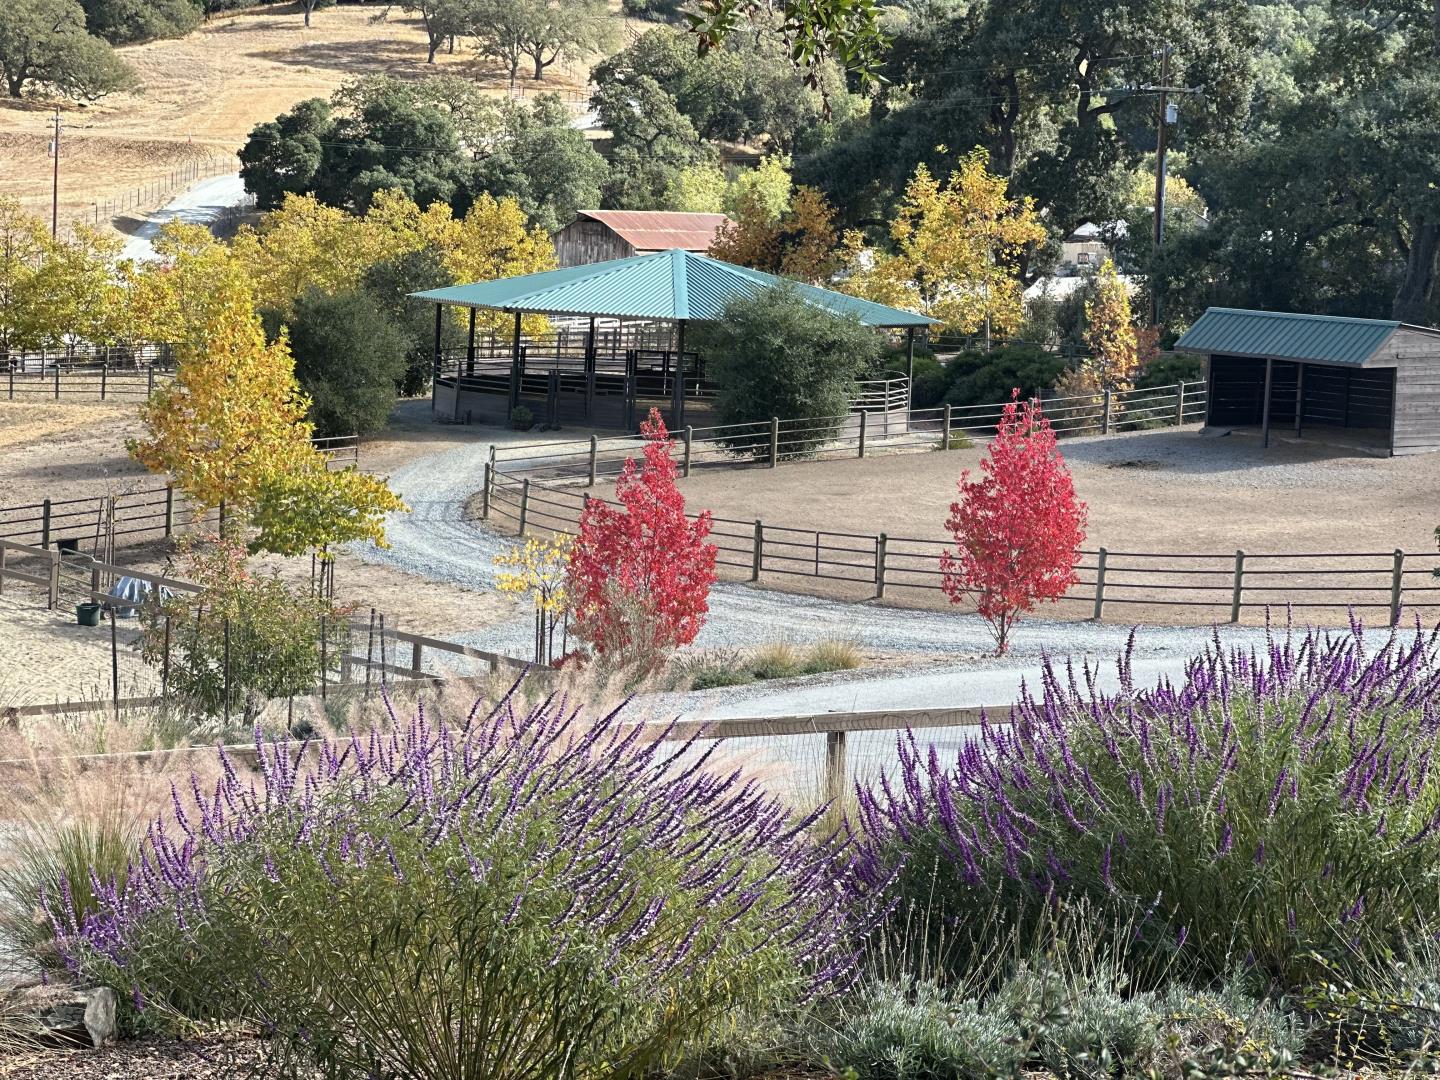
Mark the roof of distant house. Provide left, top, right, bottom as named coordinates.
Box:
left=566, top=210, right=730, bottom=253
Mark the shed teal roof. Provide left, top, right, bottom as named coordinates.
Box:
left=409, top=249, right=936, bottom=328
left=1174, top=308, right=1404, bottom=366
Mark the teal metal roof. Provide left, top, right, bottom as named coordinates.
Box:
left=409, top=249, right=936, bottom=328
left=1174, top=308, right=1403, bottom=366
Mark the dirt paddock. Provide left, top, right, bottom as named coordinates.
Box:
left=670, top=427, right=1440, bottom=555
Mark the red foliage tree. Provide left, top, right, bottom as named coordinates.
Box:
left=568, top=409, right=719, bottom=671
left=940, top=392, right=1088, bottom=654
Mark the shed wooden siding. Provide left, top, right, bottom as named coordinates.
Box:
left=1389, top=326, right=1440, bottom=455
left=554, top=219, right=635, bottom=268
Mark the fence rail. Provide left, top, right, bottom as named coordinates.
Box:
left=476, top=382, right=1440, bottom=625
left=490, top=382, right=1204, bottom=484
left=0, top=442, right=360, bottom=555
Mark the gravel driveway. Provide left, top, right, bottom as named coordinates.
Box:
left=354, top=434, right=1275, bottom=713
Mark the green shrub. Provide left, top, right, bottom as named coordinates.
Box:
left=941, top=345, right=1068, bottom=409
left=1136, top=350, right=1204, bottom=389
left=361, top=249, right=462, bottom=398
left=63, top=695, right=864, bottom=1078
left=286, top=287, right=408, bottom=438
left=0, top=808, right=139, bottom=972
left=679, top=640, right=861, bottom=689
left=696, top=284, right=884, bottom=457
left=907, top=354, right=948, bottom=409
left=510, top=404, right=535, bottom=430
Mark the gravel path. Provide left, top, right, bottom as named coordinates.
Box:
left=354, top=433, right=1275, bottom=716
left=119, top=174, right=247, bottom=263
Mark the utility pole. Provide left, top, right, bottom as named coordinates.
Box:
left=50, top=111, right=61, bottom=238
left=1151, top=45, right=1171, bottom=325
left=1144, top=47, right=1202, bottom=325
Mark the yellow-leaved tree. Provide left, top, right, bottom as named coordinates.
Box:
left=0, top=198, right=53, bottom=356
left=230, top=189, right=555, bottom=337
left=708, top=186, right=840, bottom=284
left=843, top=148, right=1045, bottom=336
left=1081, top=259, right=1141, bottom=393
left=128, top=236, right=315, bottom=511
left=128, top=229, right=406, bottom=555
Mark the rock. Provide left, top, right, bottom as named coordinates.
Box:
left=84, top=985, right=118, bottom=1047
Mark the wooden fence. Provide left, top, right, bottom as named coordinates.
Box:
left=482, top=473, right=1438, bottom=623
left=477, top=383, right=1440, bottom=624
left=489, top=382, right=1204, bottom=483
left=0, top=701, right=992, bottom=808
left=3, top=359, right=176, bottom=402
left=0, top=440, right=360, bottom=555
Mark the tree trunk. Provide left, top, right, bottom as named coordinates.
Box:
left=427, top=37, right=440, bottom=63
left=1392, top=216, right=1440, bottom=324
left=533, top=55, right=546, bottom=79
left=7, top=75, right=24, bottom=98
left=303, top=0, right=312, bottom=25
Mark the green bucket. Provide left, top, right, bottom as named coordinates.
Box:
left=76, top=602, right=102, bottom=627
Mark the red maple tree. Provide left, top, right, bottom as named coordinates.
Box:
left=568, top=409, right=719, bottom=671
left=940, top=392, right=1088, bottom=654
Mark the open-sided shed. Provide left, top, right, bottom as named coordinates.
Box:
left=1175, top=307, right=1440, bottom=456
left=411, top=249, right=934, bottom=430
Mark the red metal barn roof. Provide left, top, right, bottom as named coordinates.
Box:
left=573, top=210, right=730, bottom=253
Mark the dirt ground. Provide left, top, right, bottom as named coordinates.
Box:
left=669, top=428, right=1440, bottom=556
left=0, top=3, right=596, bottom=236
left=0, top=401, right=514, bottom=706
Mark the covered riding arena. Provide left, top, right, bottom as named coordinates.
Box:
left=411, top=249, right=935, bottom=431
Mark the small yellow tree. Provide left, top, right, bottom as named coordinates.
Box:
left=230, top=195, right=377, bottom=314
left=709, top=185, right=840, bottom=284
left=844, top=148, right=1045, bottom=336
left=1081, top=259, right=1140, bottom=393
left=128, top=253, right=314, bottom=512
left=495, top=535, right=572, bottom=664
left=29, top=224, right=126, bottom=347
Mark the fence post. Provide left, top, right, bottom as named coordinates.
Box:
left=1092, top=547, right=1108, bottom=620
left=163, top=484, right=174, bottom=538
left=7, top=365, right=12, bottom=400
left=587, top=435, right=598, bottom=487
left=824, top=729, right=847, bottom=810
left=751, top=520, right=763, bottom=581
left=147, top=365, right=155, bottom=396
left=41, top=499, right=51, bottom=548
left=47, top=550, right=59, bottom=610
left=769, top=417, right=780, bottom=468
left=481, top=463, right=492, bottom=520
left=100, top=362, right=107, bottom=401
left=1101, top=388, right=1112, bottom=434
left=1391, top=549, right=1405, bottom=627
left=90, top=559, right=100, bottom=604
left=875, top=533, right=887, bottom=598
left=54, top=364, right=60, bottom=401
left=518, top=478, right=531, bottom=536
left=858, top=410, right=868, bottom=459
left=683, top=425, right=693, bottom=478
left=1175, top=381, right=1186, bottom=426
left=942, top=404, right=952, bottom=449
left=410, top=640, right=423, bottom=678
left=1230, top=549, right=1246, bottom=623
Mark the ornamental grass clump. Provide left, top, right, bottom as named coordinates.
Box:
left=58, top=686, right=865, bottom=1078
left=855, top=624, right=1440, bottom=987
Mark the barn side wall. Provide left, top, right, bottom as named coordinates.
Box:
left=1387, top=328, right=1440, bottom=456
left=553, top=222, right=634, bottom=267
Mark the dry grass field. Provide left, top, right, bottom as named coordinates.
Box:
left=0, top=2, right=598, bottom=235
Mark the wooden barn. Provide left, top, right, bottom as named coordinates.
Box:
left=553, top=211, right=730, bottom=267
left=1175, top=307, right=1440, bottom=456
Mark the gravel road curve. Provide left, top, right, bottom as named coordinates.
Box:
left=355, top=434, right=1274, bottom=716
